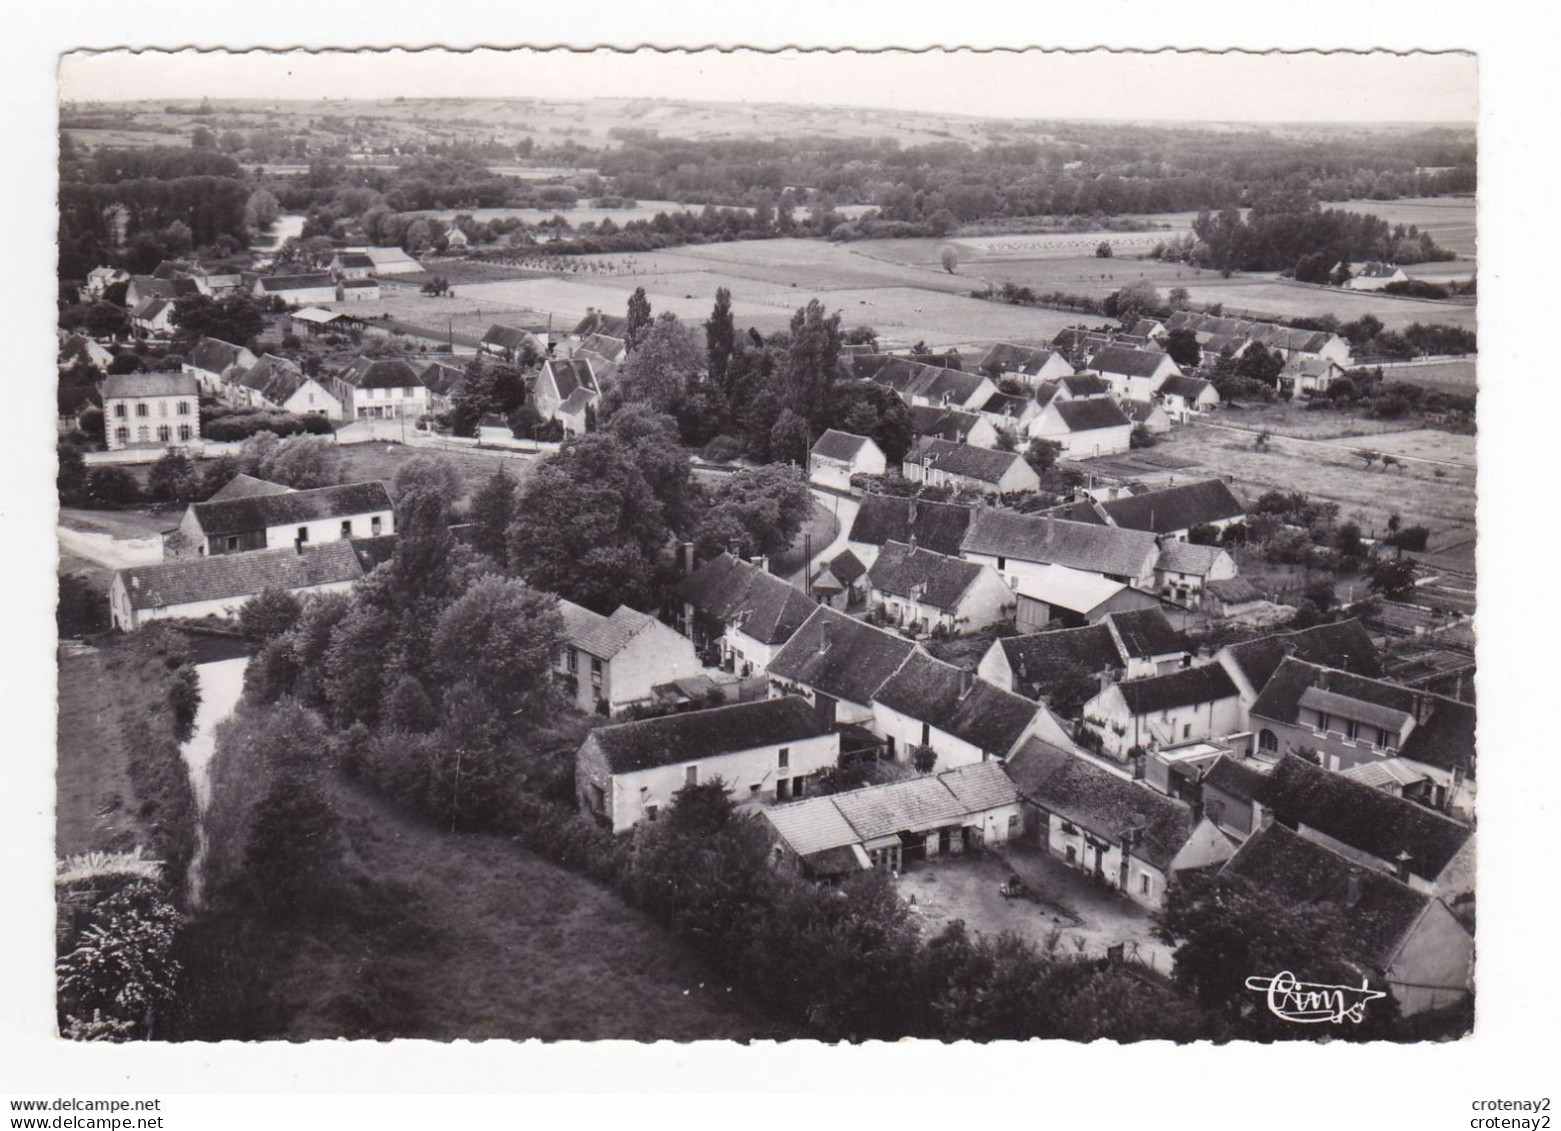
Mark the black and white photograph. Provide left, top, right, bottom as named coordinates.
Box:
left=6, top=9, right=1557, bottom=1125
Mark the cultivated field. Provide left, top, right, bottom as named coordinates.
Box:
left=1318, top=428, right=1477, bottom=469
left=1332, top=197, right=1477, bottom=258
left=56, top=650, right=155, bottom=859
left=1371, top=360, right=1477, bottom=393
left=412, top=200, right=735, bottom=227
left=1080, top=421, right=1475, bottom=548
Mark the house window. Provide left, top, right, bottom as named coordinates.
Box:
left=1344, top=718, right=1360, bottom=741
left=1007, top=814, right=1020, bottom=836
left=371, top=516, right=382, bottom=536
left=1140, top=873, right=1151, bottom=896
left=996, top=556, right=1006, bottom=570
left=776, top=778, right=790, bottom=801
left=226, top=536, right=239, bottom=552
left=1183, top=723, right=1191, bottom=739
left=158, top=401, right=168, bottom=417
left=135, top=403, right=148, bottom=418
left=341, top=520, right=353, bottom=538
left=778, top=747, right=790, bottom=770
left=645, top=804, right=659, bottom=822
left=114, top=426, right=129, bottom=444
left=685, top=766, right=698, bottom=788
left=177, top=401, right=190, bottom=415
left=177, top=424, right=192, bottom=441
left=113, top=404, right=126, bottom=419
left=1377, top=727, right=1393, bottom=749
left=566, top=649, right=578, bottom=674
left=157, top=425, right=171, bottom=442
left=590, top=657, right=603, bottom=688
left=296, top=526, right=309, bottom=544
left=1259, top=729, right=1278, bottom=754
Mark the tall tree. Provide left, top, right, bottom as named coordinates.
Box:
left=782, top=298, right=843, bottom=428
left=613, top=311, right=702, bottom=416
left=625, top=287, right=653, bottom=352
left=468, top=465, right=516, bottom=566
left=705, top=287, right=736, bottom=390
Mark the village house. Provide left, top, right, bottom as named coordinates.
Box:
left=125, top=274, right=199, bottom=309
left=1215, top=618, right=1382, bottom=724
left=903, top=438, right=1041, bottom=495
left=359, top=246, right=424, bottom=276
left=181, top=336, right=258, bottom=395
left=102, top=373, right=200, bottom=452
left=85, top=265, right=130, bottom=299
left=413, top=359, right=468, bottom=412
left=1164, top=311, right=1353, bottom=367
left=168, top=480, right=395, bottom=559
left=1154, top=540, right=1238, bottom=608
left=1080, top=662, right=1242, bottom=761
left=1088, top=345, right=1182, bottom=400
left=1094, top=478, right=1246, bottom=542
left=810, top=548, right=868, bottom=609
left=864, top=357, right=994, bottom=411
left=846, top=495, right=972, bottom=568
left=1102, top=606, right=1191, bottom=676
left=978, top=622, right=1126, bottom=702
left=58, top=333, right=116, bottom=373
left=252, top=274, right=339, bottom=307
left=1119, top=398, right=1172, bottom=435
left=977, top=343, right=1076, bottom=385
left=480, top=323, right=545, bottom=363
left=907, top=405, right=1002, bottom=449
left=227, top=353, right=343, bottom=419
left=1157, top=375, right=1221, bottom=421
left=339, top=278, right=381, bottom=302
left=961, top=509, right=1163, bottom=594
left=1221, top=823, right=1472, bottom=1017
left=1339, top=261, right=1409, bottom=291
left=866, top=540, right=1015, bottom=635
left=555, top=598, right=704, bottom=717
left=533, top=357, right=601, bottom=435
left=977, top=391, right=1042, bottom=434
left=327, top=356, right=431, bottom=421
left=871, top=652, right=1071, bottom=770
left=765, top=761, right=1024, bottom=878
left=1279, top=355, right=1350, bottom=396
left=674, top=552, right=817, bottom=677
left=575, top=332, right=627, bottom=363
left=1005, top=739, right=1199, bottom=910
left=130, top=296, right=176, bottom=338
left=766, top=605, right=919, bottom=728
left=1007, top=564, right=1163, bottom=630
left=108, top=541, right=364, bottom=632
left=330, top=251, right=377, bottom=280
left=572, top=308, right=629, bottom=341
left=1028, top=397, right=1134, bottom=457
left=808, top=429, right=887, bottom=491
left=1247, top=658, right=1475, bottom=817
left=1204, top=577, right=1270, bottom=620
left=575, top=697, right=840, bottom=834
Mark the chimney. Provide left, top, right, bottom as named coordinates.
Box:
left=130, top=576, right=140, bottom=591
left=1394, top=850, right=1414, bottom=884
left=907, top=496, right=919, bottom=525
left=679, top=541, right=695, bottom=576
left=1345, top=868, right=1364, bottom=907
left=755, top=555, right=770, bottom=574
left=818, top=620, right=834, bottom=654
left=1097, top=667, right=1112, bottom=695
left=1412, top=692, right=1433, bottom=726
left=1046, top=511, right=1056, bottom=541
left=908, top=533, right=918, bottom=553
left=959, top=667, right=974, bottom=698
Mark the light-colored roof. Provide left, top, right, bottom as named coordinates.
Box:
left=811, top=429, right=874, bottom=462
left=557, top=599, right=657, bottom=660
left=1156, top=540, right=1226, bottom=577
left=102, top=372, right=198, bottom=400
left=1341, top=759, right=1429, bottom=790
left=291, top=307, right=344, bottom=325
left=764, top=793, right=867, bottom=857
left=1016, top=565, right=1126, bottom=615
left=117, top=542, right=363, bottom=611
left=962, top=510, right=1159, bottom=578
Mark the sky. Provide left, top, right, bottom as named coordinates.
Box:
left=58, top=48, right=1477, bottom=124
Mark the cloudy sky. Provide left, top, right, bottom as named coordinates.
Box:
left=59, top=48, right=1477, bottom=123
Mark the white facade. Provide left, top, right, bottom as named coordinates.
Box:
left=108, top=573, right=355, bottom=632
left=1081, top=682, right=1243, bottom=759
left=1028, top=404, right=1133, bottom=457
left=105, top=393, right=200, bottom=452
left=869, top=565, right=1015, bottom=635
left=557, top=619, right=703, bottom=716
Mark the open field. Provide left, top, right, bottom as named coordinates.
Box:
left=56, top=650, right=154, bottom=859
left=412, top=200, right=737, bottom=227
left=1319, top=428, right=1477, bottom=469
left=1080, top=420, right=1475, bottom=546
left=1154, top=276, right=1477, bottom=332
left=1332, top=197, right=1477, bottom=258
left=181, top=776, right=793, bottom=1041
left=1372, top=360, right=1477, bottom=393
left=334, top=441, right=539, bottom=501
left=1210, top=402, right=1435, bottom=441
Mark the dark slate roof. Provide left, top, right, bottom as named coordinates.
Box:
left=131, top=296, right=169, bottom=321
left=341, top=278, right=379, bottom=289
left=187, top=336, right=249, bottom=374
left=909, top=439, right=1031, bottom=485
left=1116, top=664, right=1238, bottom=715
left=675, top=553, right=816, bottom=647
left=1262, top=754, right=1472, bottom=880
left=908, top=404, right=984, bottom=441
left=1059, top=374, right=1110, bottom=397
left=232, top=353, right=307, bottom=403
left=767, top=606, right=917, bottom=707
left=546, top=357, right=599, bottom=398
left=962, top=511, right=1159, bottom=578
left=1222, top=620, right=1382, bottom=690
left=1053, top=398, right=1131, bottom=432
left=102, top=372, right=198, bottom=399
left=1000, top=624, right=1125, bottom=686
left=980, top=392, right=1033, bottom=418
left=588, top=697, right=832, bottom=774
left=206, top=474, right=293, bottom=503
left=118, top=541, right=363, bottom=611
left=578, top=332, right=626, bottom=359
left=335, top=252, right=376, bottom=269
left=867, top=541, right=987, bottom=611
left=347, top=534, right=399, bottom=571
left=851, top=354, right=892, bottom=380
left=1105, top=607, right=1184, bottom=659
left=1200, top=754, right=1270, bottom=804
left=1160, top=375, right=1216, bottom=401
left=1119, top=399, right=1163, bottom=424
left=1090, top=346, right=1175, bottom=379
left=1207, top=576, right=1263, bottom=605
left=827, top=548, right=866, bottom=586
left=1223, top=823, right=1436, bottom=968
left=483, top=324, right=542, bottom=352
left=1042, top=498, right=1109, bottom=525
left=573, top=310, right=628, bottom=336
left=811, top=429, right=874, bottom=462
left=417, top=359, right=468, bottom=397
left=1006, top=740, right=1194, bottom=870
left=1098, top=480, right=1244, bottom=534
left=337, top=356, right=422, bottom=389
left=258, top=273, right=334, bottom=292
left=1250, top=658, right=1473, bottom=777
left=874, top=652, right=1039, bottom=754
left=190, top=481, right=393, bottom=537
left=979, top=342, right=1065, bottom=377
left=848, top=495, right=972, bottom=556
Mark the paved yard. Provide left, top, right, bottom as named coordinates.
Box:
left=894, top=844, right=1174, bottom=974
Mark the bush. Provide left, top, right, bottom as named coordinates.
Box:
left=83, top=466, right=142, bottom=507
left=1384, top=524, right=1431, bottom=552
left=700, top=435, right=744, bottom=463
left=201, top=408, right=332, bottom=442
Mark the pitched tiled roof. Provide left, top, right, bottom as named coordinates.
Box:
left=962, top=510, right=1159, bottom=578
left=206, top=474, right=294, bottom=503
left=232, top=353, right=307, bottom=403
left=338, top=356, right=421, bottom=390
left=117, top=541, right=362, bottom=611
left=558, top=387, right=596, bottom=415
left=848, top=495, right=972, bottom=556
left=826, top=548, right=866, bottom=586
left=578, top=332, right=626, bottom=360
left=767, top=606, right=917, bottom=707
left=186, top=337, right=250, bottom=375
left=980, top=392, right=1033, bottom=418
left=908, top=405, right=985, bottom=442
left=190, top=481, right=393, bottom=537
left=811, top=429, right=874, bottom=462
left=1115, top=664, right=1238, bottom=715
left=102, top=372, right=198, bottom=399
left=1118, top=399, right=1164, bottom=424
left=1105, top=607, right=1184, bottom=659
left=830, top=768, right=1000, bottom=841
left=573, top=310, right=628, bottom=336
left=1000, top=624, right=1125, bottom=686
left=588, top=696, right=832, bottom=774
left=1053, top=398, right=1131, bottom=432
left=545, top=357, right=598, bottom=399
left=341, top=277, right=379, bottom=290
left=1059, top=374, right=1110, bottom=397
left=1262, top=754, right=1472, bottom=881
left=483, top=324, right=542, bottom=353
left=1221, top=620, right=1381, bottom=690
left=1006, top=739, right=1194, bottom=870
left=979, top=343, right=1069, bottom=377
left=874, top=652, right=1039, bottom=754
left=1223, top=823, right=1436, bottom=967
left=417, top=359, right=467, bottom=397
left=335, top=252, right=375, bottom=269
left=868, top=540, right=991, bottom=611
left=1206, top=576, right=1263, bottom=605
left=1099, top=479, right=1244, bottom=534
left=1090, top=346, right=1175, bottom=379
left=258, top=273, right=334, bottom=292
left=1200, top=754, right=1270, bottom=803
left=675, top=553, right=815, bottom=646
left=909, top=439, right=1030, bottom=486
left=557, top=599, right=660, bottom=660
left=1155, top=540, right=1227, bottom=578
left=1160, top=375, right=1216, bottom=401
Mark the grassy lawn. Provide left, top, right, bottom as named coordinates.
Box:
left=56, top=650, right=155, bottom=860
left=773, top=500, right=840, bottom=576
left=58, top=506, right=178, bottom=540
left=334, top=441, right=537, bottom=502
left=1217, top=401, right=1425, bottom=442
left=181, top=776, right=796, bottom=1041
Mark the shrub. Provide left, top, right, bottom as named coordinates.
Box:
left=83, top=466, right=142, bottom=507
left=700, top=435, right=744, bottom=463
